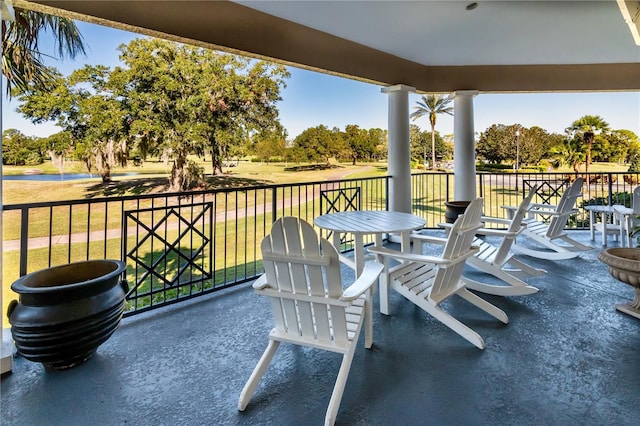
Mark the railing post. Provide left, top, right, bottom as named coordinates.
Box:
left=19, top=207, right=29, bottom=276
left=478, top=173, right=484, bottom=198
left=271, top=187, right=278, bottom=223
left=607, top=173, right=613, bottom=205
left=445, top=174, right=450, bottom=201
left=385, top=177, right=390, bottom=211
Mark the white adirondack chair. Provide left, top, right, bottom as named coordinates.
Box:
left=461, top=185, right=545, bottom=296
left=369, top=198, right=508, bottom=350
left=238, top=217, right=383, bottom=426
left=508, top=177, right=592, bottom=260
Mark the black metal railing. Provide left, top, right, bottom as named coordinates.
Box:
left=3, top=171, right=638, bottom=316
left=2, top=175, right=388, bottom=316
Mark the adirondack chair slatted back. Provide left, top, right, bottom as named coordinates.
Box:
left=261, top=217, right=348, bottom=344
left=633, top=186, right=640, bottom=214
left=431, top=198, right=483, bottom=301
left=493, top=185, right=539, bottom=263
left=546, top=177, right=583, bottom=238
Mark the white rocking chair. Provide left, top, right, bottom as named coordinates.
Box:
left=508, top=177, right=592, bottom=260
left=238, top=217, right=383, bottom=426
left=462, top=185, right=545, bottom=296
left=369, top=199, right=508, bottom=350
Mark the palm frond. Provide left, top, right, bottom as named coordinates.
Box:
left=2, top=8, right=86, bottom=96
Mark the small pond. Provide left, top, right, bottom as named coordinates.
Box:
left=2, top=173, right=139, bottom=181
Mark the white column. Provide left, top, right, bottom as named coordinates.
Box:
left=381, top=84, right=415, bottom=213
left=0, top=90, right=12, bottom=375
left=453, top=90, right=479, bottom=201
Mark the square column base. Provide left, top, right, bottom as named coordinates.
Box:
left=1, top=328, right=13, bottom=376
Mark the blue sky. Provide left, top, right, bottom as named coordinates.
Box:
left=2, top=21, right=639, bottom=139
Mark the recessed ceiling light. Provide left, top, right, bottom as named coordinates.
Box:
left=466, top=2, right=478, bottom=11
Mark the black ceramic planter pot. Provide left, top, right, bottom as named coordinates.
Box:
left=444, top=200, right=471, bottom=224
left=7, top=260, right=128, bottom=370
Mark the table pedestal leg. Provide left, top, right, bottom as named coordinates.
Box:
left=372, top=233, right=391, bottom=315
left=378, top=266, right=390, bottom=316
left=353, top=234, right=364, bottom=277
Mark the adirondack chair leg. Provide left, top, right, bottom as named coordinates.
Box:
left=457, top=288, right=509, bottom=324
left=462, top=276, right=538, bottom=297
left=512, top=243, right=581, bottom=260
left=466, top=258, right=540, bottom=296
left=557, top=235, right=593, bottom=251
left=504, top=257, right=546, bottom=278
left=364, top=293, right=373, bottom=349
left=325, top=351, right=356, bottom=426
left=483, top=266, right=537, bottom=291
left=377, top=256, right=392, bottom=316
left=422, top=301, right=486, bottom=350
left=238, top=339, right=281, bottom=411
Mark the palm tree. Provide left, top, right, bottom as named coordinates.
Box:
left=567, top=115, right=610, bottom=173
left=410, top=94, right=453, bottom=170
left=550, top=138, right=585, bottom=173
left=1, top=5, right=85, bottom=96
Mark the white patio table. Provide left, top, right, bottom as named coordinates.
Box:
left=584, top=205, right=623, bottom=247
left=613, top=205, right=635, bottom=247
left=314, top=210, right=425, bottom=277
left=314, top=210, right=424, bottom=341
left=314, top=210, right=425, bottom=316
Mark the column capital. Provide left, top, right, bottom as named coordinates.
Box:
left=453, top=90, right=479, bottom=98
left=381, top=84, right=416, bottom=94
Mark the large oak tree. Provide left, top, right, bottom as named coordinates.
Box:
left=118, top=38, right=289, bottom=191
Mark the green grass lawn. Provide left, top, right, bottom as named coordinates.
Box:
left=2, top=158, right=387, bottom=202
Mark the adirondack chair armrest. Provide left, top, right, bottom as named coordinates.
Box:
left=528, top=203, right=558, bottom=213
left=435, top=223, right=482, bottom=236
left=501, top=205, right=518, bottom=214
left=480, top=216, right=513, bottom=225
left=369, top=245, right=478, bottom=266
left=340, top=261, right=384, bottom=301
left=530, top=208, right=578, bottom=217
left=412, top=230, right=449, bottom=245
left=476, top=227, right=520, bottom=238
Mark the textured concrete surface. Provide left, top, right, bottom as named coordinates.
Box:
left=2, top=231, right=639, bottom=425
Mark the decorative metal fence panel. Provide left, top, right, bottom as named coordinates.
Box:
left=319, top=186, right=362, bottom=249
left=123, top=201, right=213, bottom=314
left=2, top=175, right=388, bottom=316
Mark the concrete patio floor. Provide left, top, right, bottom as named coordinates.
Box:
left=2, top=231, right=639, bottom=425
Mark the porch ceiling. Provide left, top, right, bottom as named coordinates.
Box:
left=17, top=0, right=640, bottom=92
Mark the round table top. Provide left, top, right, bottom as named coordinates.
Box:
left=584, top=204, right=621, bottom=212
left=314, top=210, right=425, bottom=234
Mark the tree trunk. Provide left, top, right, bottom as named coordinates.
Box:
left=573, top=161, right=582, bottom=173
left=100, top=166, right=112, bottom=183
left=431, top=123, right=437, bottom=170
left=169, top=150, right=188, bottom=192
left=210, top=136, right=224, bottom=175
left=93, top=150, right=112, bottom=183
left=83, top=158, right=92, bottom=175
left=584, top=132, right=594, bottom=173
